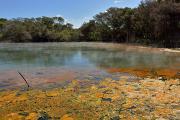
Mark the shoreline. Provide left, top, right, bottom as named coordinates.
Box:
left=0, top=67, right=179, bottom=90
left=0, top=42, right=180, bottom=54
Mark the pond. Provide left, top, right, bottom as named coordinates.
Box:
left=0, top=42, right=179, bottom=89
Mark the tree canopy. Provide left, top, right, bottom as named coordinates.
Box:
left=0, top=0, right=179, bottom=48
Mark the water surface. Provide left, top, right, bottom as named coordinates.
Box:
left=0, top=42, right=179, bottom=89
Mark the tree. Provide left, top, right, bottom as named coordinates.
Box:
left=0, top=1, right=179, bottom=48
left=80, top=20, right=101, bottom=41
left=2, top=21, right=32, bottom=42
left=93, top=7, right=134, bottom=42
left=0, top=18, right=7, bottom=40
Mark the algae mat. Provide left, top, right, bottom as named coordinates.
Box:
left=0, top=78, right=180, bottom=120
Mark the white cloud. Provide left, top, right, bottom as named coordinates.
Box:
left=55, top=14, right=69, bottom=23
left=82, top=16, right=91, bottom=22
left=114, top=0, right=121, bottom=4
left=55, top=14, right=63, bottom=17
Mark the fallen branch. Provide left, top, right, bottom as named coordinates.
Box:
left=18, top=72, right=30, bottom=88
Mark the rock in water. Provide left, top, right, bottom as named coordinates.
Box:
left=38, top=112, right=49, bottom=120
left=101, top=98, right=112, bottom=102
left=158, top=76, right=167, bottom=81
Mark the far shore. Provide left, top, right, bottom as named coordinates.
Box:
left=0, top=42, right=180, bottom=54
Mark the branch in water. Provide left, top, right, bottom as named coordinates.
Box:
left=18, top=72, right=30, bottom=88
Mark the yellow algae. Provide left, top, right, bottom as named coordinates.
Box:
left=119, top=75, right=130, bottom=80
left=104, top=78, right=113, bottom=81
left=90, top=85, right=97, bottom=90
left=0, top=92, right=16, bottom=103
left=35, top=92, right=46, bottom=98
left=125, top=85, right=135, bottom=92
left=14, top=94, right=28, bottom=102
left=166, top=79, right=180, bottom=86
left=118, top=79, right=127, bottom=85
left=122, top=98, right=135, bottom=109
left=25, top=113, right=38, bottom=120
left=141, top=79, right=164, bottom=88
left=4, top=113, right=24, bottom=120
left=60, top=114, right=74, bottom=120
left=108, top=82, right=120, bottom=89
left=153, top=92, right=178, bottom=104
left=110, top=93, right=120, bottom=100
left=71, top=80, right=79, bottom=86
left=154, top=108, right=173, bottom=118
left=0, top=78, right=179, bottom=120
left=46, top=90, right=59, bottom=97
left=78, top=95, right=87, bottom=101
left=95, top=92, right=104, bottom=98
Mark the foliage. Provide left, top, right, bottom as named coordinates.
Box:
left=80, top=0, right=179, bottom=47
left=0, top=0, right=179, bottom=47
left=0, top=17, right=80, bottom=42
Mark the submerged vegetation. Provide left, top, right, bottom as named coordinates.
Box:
left=0, top=0, right=180, bottom=48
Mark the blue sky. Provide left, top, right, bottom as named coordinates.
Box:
left=0, top=0, right=141, bottom=28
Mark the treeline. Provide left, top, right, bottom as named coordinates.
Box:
left=80, top=0, right=180, bottom=48
left=0, top=0, right=179, bottom=48
left=0, top=17, right=80, bottom=42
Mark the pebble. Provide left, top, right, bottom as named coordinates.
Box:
left=158, top=76, right=167, bottom=81
left=101, top=98, right=112, bottom=102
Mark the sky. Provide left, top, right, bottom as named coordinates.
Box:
left=0, top=0, right=141, bottom=28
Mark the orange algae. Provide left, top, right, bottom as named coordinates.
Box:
left=156, top=69, right=179, bottom=78
left=60, top=114, right=74, bottom=120
left=107, top=68, right=180, bottom=78
left=107, top=68, right=152, bottom=77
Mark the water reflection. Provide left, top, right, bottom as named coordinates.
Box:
left=0, top=43, right=179, bottom=70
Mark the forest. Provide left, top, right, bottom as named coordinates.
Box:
left=0, top=0, right=179, bottom=48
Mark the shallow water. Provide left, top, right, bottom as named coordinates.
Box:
left=0, top=42, right=179, bottom=89
left=0, top=42, right=179, bottom=70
